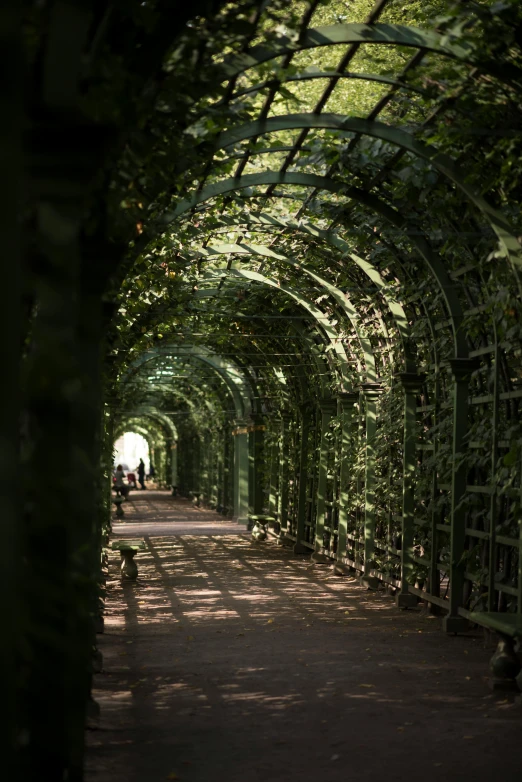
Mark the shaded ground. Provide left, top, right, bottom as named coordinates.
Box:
left=87, top=491, right=521, bottom=782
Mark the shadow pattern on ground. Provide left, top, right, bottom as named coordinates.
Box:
left=87, top=492, right=522, bottom=782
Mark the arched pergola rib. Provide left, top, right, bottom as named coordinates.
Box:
left=209, top=325, right=306, bottom=405
left=126, top=361, right=230, bottom=415
left=201, top=114, right=522, bottom=276
left=127, top=346, right=253, bottom=419
left=217, top=24, right=477, bottom=81
left=222, top=350, right=291, bottom=412
left=167, top=352, right=249, bottom=418
left=185, top=339, right=265, bottom=417
left=159, top=171, right=468, bottom=357
left=227, top=69, right=427, bottom=105
left=188, top=216, right=417, bottom=372
left=114, top=419, right=157, bottom=448
left=129, top=20, right=519, bottom=279
left=193, top=242, right=380, bottom=380
left=220, top=341, right=316, bottom=408
left=135, top=382, right=215, bottom=416
left=118, top=294, right=318, bottom=411
left=177, top=213, right=432, bottom=377
left=193, top=286, right=334, bottom=398
left=125, top=358, right=212, bottom=409
left=196, top=269, right=353, bottom=389
left=125, top=409, right=179, bottom=441
left=214, top=195, right=456, bottom=367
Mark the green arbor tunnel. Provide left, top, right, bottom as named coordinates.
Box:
left=10, top=1, right=522, bottom=777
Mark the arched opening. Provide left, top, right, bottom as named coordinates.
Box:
left=113, top=431, right=150, bottom=475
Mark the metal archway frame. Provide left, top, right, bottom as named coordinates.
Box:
left=117, top=15, right=521, bottom=629
left=126, top=345, right=253, bottom=419
left=193, top=286, right=334, bottom=399
left=125, top=343, right=256, bottom=522
left=217, top=23, right=476, bottom=82
left=189, top=234, right=416, bottom=374
left=160, top=170, right=468, bottom=357
left=196, top=268, right=353, bottom=389
left=170, top=113, right=522, bottom=276
left=192, top=242, right=378, bottom=382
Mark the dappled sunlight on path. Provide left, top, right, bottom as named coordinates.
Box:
left=87, top=492, right=521, bottom=782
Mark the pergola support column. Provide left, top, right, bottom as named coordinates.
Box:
left=443, top=359, right=477, bottom=634
left=268, top=417, right=281, bottom=520
left=248, top=415, right=265, bottom=515
left=294, top=404, right=311, bottom=554
left=222, top=424, right=233, bottom=515
left=278, top=413, right=292, bottom=535
left=334, top=392, right=359, bottom=574
left=314, top=399, right=337, bottom=560
left=360, top=384, right=383, bottom=589
left=233, top=421, right=249, bottom=525
left=171, top=441, right=178, bottom=491
left=396, top=373, right=425, bottom=609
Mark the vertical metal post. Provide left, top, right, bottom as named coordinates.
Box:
left=233, top=425, right=239, bottom=520
left=248, top=424, right=255, bottom=512
left=294, top=404, right=311, bottom=554
left=487, top=344, right=499, bottom=611
left=517, top=465, right=522, bottom=625
left=360, top=384, right=383, bottom=588
left=354, top=392, right=364, bottom=567
left=429, top=369, right=441, bottom=610
left=315, top=399, right=337, bottom=554
left=443, top=359, right=477, bottom=633
left=210, top=432, right=219, bottom=508
left=279, top=413, right=291, bottom=533
left=233, top=421, right=249, bottom=525
left=396, top=373, right=425, bottom=608
left=216, top=429, right=224, bottom=511
left=249, top=415, right=265, bottom=515
left=222, top=423, right=232, bottom=515
left=193, top=435, right=201, bottom=494
left=201, top=434, right=210, bottom=501
left=178, top=434, right=187, bottom=493
left=268, top=423, right=279, bottom=517
left=336, top=393, right=359, bottom=568
left=203, top=436, right=209, bottom=503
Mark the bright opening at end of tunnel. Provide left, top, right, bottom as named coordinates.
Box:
left=114, top=431, right=150, bottom=471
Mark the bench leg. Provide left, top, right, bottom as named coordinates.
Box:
left=489, top=634, right=521, bottom=692
left=120, top=550, right=138, bottom=580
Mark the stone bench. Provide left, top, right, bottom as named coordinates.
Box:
left=111, top=539, right=146, bottom=580
left=468, top=611, right=522, bottom=692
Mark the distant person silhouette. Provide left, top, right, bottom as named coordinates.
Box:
left=149, top=463, right=156, bottom=480
left=137, top=458, right=146, bottom=490
left=114, top=465, right=129, bottom=498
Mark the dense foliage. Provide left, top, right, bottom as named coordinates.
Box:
left=9, top=1, right=522, bottom=779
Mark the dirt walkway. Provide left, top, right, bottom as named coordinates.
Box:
left=86, top=491, right=521, bottom=782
